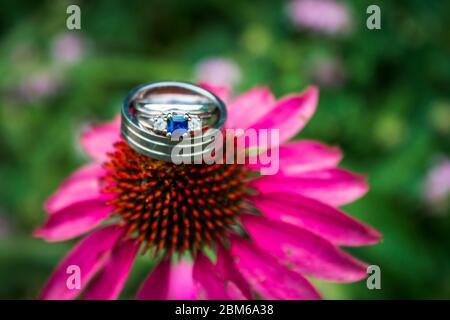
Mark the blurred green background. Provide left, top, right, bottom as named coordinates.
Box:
left=0, top=0, right=449, bottom=299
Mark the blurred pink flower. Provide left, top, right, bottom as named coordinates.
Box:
left=287, top=0, right=352, bottom=35
left=18, top=72, right=60, bottom=102
left=310, top=57, right=346, bottom=88
left=52, top=33, right=86, bottom=64
left=424, top=158, right=450, bottom=214
left=35, top=83, right=380, bottom=300
left=195, top=58, right=241, bottom=88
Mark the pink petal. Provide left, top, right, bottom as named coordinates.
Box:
left=83, top=239, right=139, bottom=300
left=39, top=225, right=124, bottom=300
left=137, top=258, right=197, bottom=300
left=34, top=199, right=113, bottom=241
left=226, top=87, right=275, bottom=129
left=199, top=82, right=230, bottom=103
left=250, top=168, right=368, bottom=206
left=230, top=235, right=321, bottom=300
left=249, top=193, right=381, bottom=246
left=45, top=163, right=108, bottom=214
left=248, top=86, right=318, bottom=148
left=247, top=140, right=342, bottom=175
left=216, top=244, right=253, bottom=299
left=80, top=116, right=120, bottom=162
left=193, top=253, right=231, bottom=300
left=137, top=258, right=171, bottom=300
left=241, top=214, right=369, bottom=282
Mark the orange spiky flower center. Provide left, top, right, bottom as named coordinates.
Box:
left=101, top=141, right=248, bottom=255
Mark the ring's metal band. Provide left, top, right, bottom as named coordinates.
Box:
left=121, top=81, right=227, bottom=162
left=134, top=101, right=216, bottom=115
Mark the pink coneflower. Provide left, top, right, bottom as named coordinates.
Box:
left=424, top=158, right=450, bottom=215
left=286, top=0, right=352, bottom=35
left=35, top=83, right=381, bottom=299
left=195, top=58, right=241, bottom=88
left=51, top=33, right=86, bottom=64
left=18, top=71, right=60, bottom=102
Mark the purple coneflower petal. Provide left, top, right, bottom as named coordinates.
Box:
left=241, top=214, right=368, bottom=282
left=80, top=116, right=120, bottom=162
left=137, top=258, right=197, bottom=300
left=45, top=163, right=107, bottom=214
left=193, top=253, right=231, bottom=300
left=39, top=225, right=124, bottom=300
left=83, top=238, right=139, bottom=300
left=137, top=258, right=171, bottom=300
left=229, top=235, right=321, bottom=300
left=226, top=87, right=275, bottom=129
left=216, top=244, right=253, bottom=299
left=248, top=86, right=318, bottom=149
left=248, top=140, right=342, bottom=175
left=34, top=199, right=113, bottom=241
left=251, top=168, right=368, bottom=207
left=249, top=193, right=381, bottom=246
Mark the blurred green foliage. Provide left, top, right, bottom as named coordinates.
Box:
left=0, top=0, right=449, bottom=299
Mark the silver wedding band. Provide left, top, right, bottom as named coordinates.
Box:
left=121, top=81, right=227, bottom=162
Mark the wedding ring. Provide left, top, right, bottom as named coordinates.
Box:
left=121, top=81, right=227, bottom=162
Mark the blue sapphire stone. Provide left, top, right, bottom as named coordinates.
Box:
left=167, top=115, right=189, bottom=133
